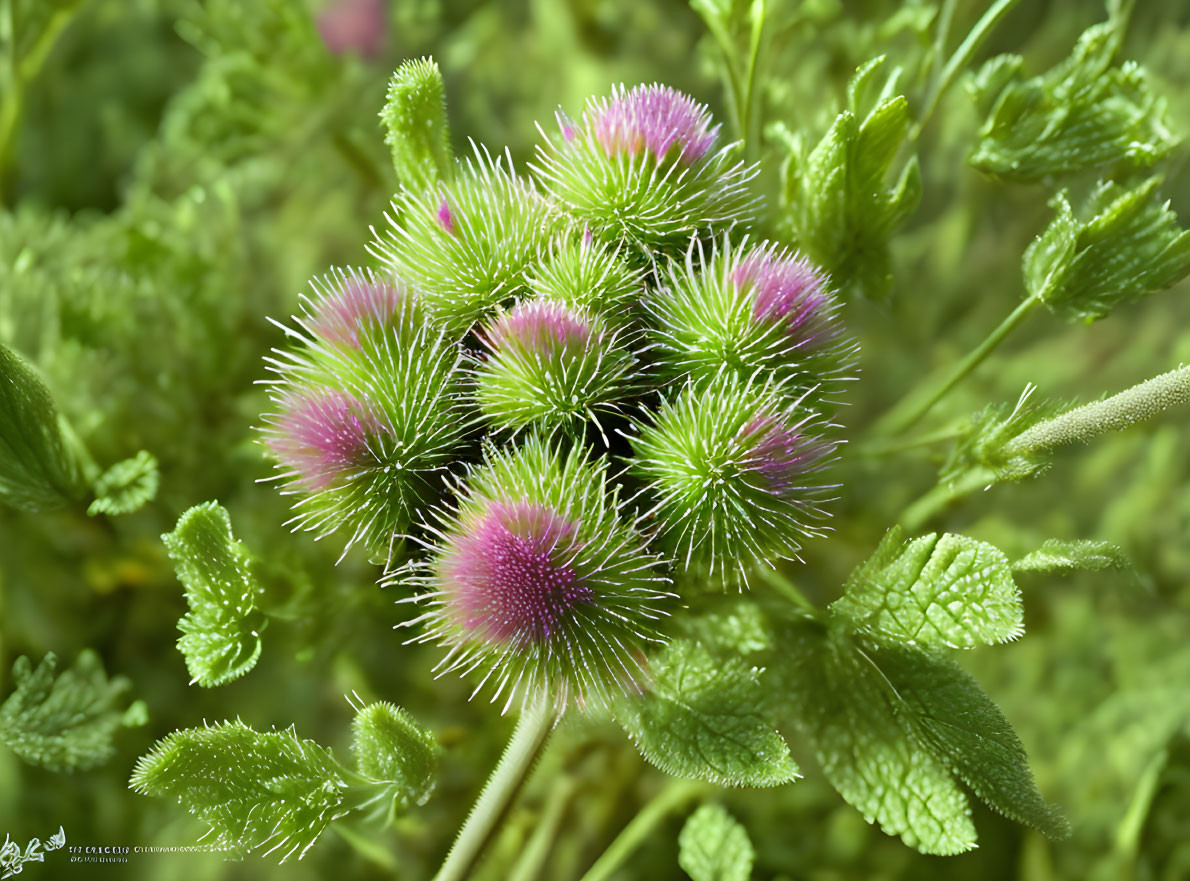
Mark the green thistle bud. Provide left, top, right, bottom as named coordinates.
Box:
left=371, top=144, right=565, bottom=339
left=531, top=84, right=759, bottom=255
left=398, top=435, right=672, bottom=711
left=526, top=230, right=644, bottom=323
left=473, top=300, right=637, bottom=441
left=628, top=371, right=834, bottom=587
left=261, top=269, right=470, bottom=563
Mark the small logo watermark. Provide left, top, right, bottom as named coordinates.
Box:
left=0, top=826, right=65, bottom=879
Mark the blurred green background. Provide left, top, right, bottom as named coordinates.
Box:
left=2, top=0, right=1190, bottom=879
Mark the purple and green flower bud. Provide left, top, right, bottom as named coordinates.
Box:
left=372, top=145, right=564, bottom=339
left=474, top=300, right=637, bottom=440
left=526, top=232, right=644, bottom=323
left=647, top=238, right=853, bottom=407
left=302, top=267, right=410, bottom=350
left=400, top=435, right=672, bottom=711
left=531, top=84, right=758, bottom=255
left=628, top=370, right=834, bottom=587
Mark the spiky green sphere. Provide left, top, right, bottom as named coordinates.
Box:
left=526, top=231, right=644, bottom=323
left=531, top=84, right=758, bottom=256
left=400, top=435, right=672, bottom=710
left=261, top=268, right=470, bottom=563
left=628, top=371, right=834, bottom=587
left=473, top=299, right=637, bottom=440
left=371, top=144, right=565, bottom=338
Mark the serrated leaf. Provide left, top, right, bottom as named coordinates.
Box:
left=87, top=450, right=159, bottom=516
left=1013, top=538, right=1132, bottom=575
left=0, top=342, right=86, bottom=511
left=678, top=803, right=754, bottom=881
left=129, top=721, right=348, bottom=861
left=350, top=701, right=439, bottom=810
left=876, top=647, right=1070, bottom=840
left=163, top=502, right=266, bottom=687
left=380, top=56, right=452, bottom=191
left=830, top=530, right=1024, bottom=648
left=1023, top=178, right=1190, bottom=323
left=968, top=16, right=1177, bottom=181
left=620, top=639, right=798, bottom=788
left=780, top=621, right=976, bottom=855
left=0, top=651, right=142, bottom=772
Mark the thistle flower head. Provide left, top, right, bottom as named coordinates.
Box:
left=531, top=85, right=758, bottom=254
left=646, top=238, right=852, bottom=409
left=475, top=300, right=637, bottom=440
left=401, top=436, right=672, bottom=711
left=526, top=232, right=643, bottom=322
left=628, top=371, right=834, bottom=587
left=371, top=144, right=565, bottom=339
left=304, top=267, right=409, bottom=349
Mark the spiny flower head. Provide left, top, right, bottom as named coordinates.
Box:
left=474, top=300, right=637, bottom=440
left=526, top=231, right=644, bottom=323
left=400, top=435, right=672, bottom=711
left=371, top=143, right=565, bottom=339
left=531, top=84, right=758, bottom=255
left=261, top=270, right=470, bottom=563
left=646, top=238, right=852, bottom=409
left=628, top=370, right=835, bottom=587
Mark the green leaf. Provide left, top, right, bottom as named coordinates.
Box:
left=0, top=342, right=86, bottom=511
left=1023, top=178, right=1190, bottom=323
left=350, top=701, right=440, bottom=810
left=678, top=803, right=754, bottom=881
left=1013, top=538, right=1132, bottom=575
left=380, top=56, right=453, bottom=192
left=163, top=502, right=267, bottom=687
left=772, top=56, right=921, bottom=301
left=129, top=721, right=348, bottom=861
left=779, top=621, right=976, bottom=855
left=0, top=651, right=143, bottom=772
left=87, top=450, right=159, bottom=516
left=830, top=530, right=1024, bottom=648
left=620, top=639, right=798, bottom=788
left=968, top=15, right=1177, bottom=181
left=876, top=647, right=1070, bottom=840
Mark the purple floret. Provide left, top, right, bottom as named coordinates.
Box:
left=591, top=84, right=718, bottom=165
left=733, top=246, right=838, bottom=352
left=310, top=275, right=405, bottom=348
left=737, top=413, right=830, bottom=496
left=267, top=388, right=386, bottom=492
left=485, top=300, right=593, bottom=354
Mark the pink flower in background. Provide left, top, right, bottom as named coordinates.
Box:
left=591, top=84, right=718, bottom=165
left=316, top=0, right=387, bottom=60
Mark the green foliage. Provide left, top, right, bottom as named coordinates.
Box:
left=87, top=450, right=158, bottom=516
left=620, top=637, right=798, bottom=788
left=968, top=12, right=1177, bottom=181
left=0, top=341, right=86, bottom=511
left=830, top=529, right=1024, bottom=649
left=129, top=721, right=349, bottom=861
left=163, top=502, right=267, bottom=687
left=1013, top=538, right=1132, bottom=575
left=0, top=651, right=144, bottom=772
left=771, top=56, right=921, bottom=301
left=678, top=803, right=754, bottom=881
left=1023, top=177, right=1190, bottom=322
left=381, top=56, right=453, bottom=192
left=350, top=700, right=440, bottom=809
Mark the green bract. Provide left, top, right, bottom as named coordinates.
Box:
left=526, top=232, right=643, bottom=322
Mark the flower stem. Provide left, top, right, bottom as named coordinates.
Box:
left=577, top=779, right=704, bottom=881
left=874, top=294, right=1040, bottom=437
left=507, top=774, right=577, bottom=881
left=433, top=696, right=556, bottom=881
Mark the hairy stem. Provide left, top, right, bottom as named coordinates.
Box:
left=875, top=294, right=1039, bottom=437
left=577, top=780, right=704, bottom=881
left=1003, top=365, right=1190, bottom=456
left=433, top=696, right=556, bottom=881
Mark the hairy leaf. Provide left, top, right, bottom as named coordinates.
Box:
left=831, top=530, right=1024, bottom=648
left=350, top=701, right=440, bottom=809
left=780, top=621, right=976, bottom=855
left=678, top=803, right=754, bottom=881
left=621, top=639, right=798, bottom=788
left=380, top=56, right=453, bottom=192
left=1023, top=178, right=1190, bottom=323
left=87, top=450, right=159, bottom=516
left=1014, top=538, right=1132, bottom=575
left=0, top=651, right=143, bottom=772
left=163, top=502, right=267, bottom=687
left=129, top=721, right=348, bottom=861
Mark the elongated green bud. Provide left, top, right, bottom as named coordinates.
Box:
left=380, top=56, right=453, bottom=191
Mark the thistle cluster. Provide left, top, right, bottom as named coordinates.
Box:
left=261, top=79, right=854, bottom=710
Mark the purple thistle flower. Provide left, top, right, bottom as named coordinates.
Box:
left=590, top=84, right=718, bottom=165
left=737, top=413, right=831, bottom=495
left=316, top=0, right=386, bottom=60
left=309, top=273, right=406, bottom=348
left=436, top=197, right=455, bottom=235
left=266, top=387, right=387, bottom=492
left=484, top=300, right=593, bottom=355
left=440, top=500, right=595, bottom=645
left=733, top=246, right=839, bottom=353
